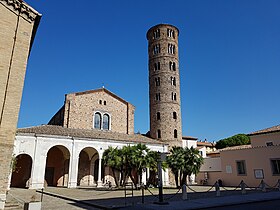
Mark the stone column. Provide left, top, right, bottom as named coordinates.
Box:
left=29, top=139, right=46, bottom=189
left=68, top=141, right=79, bottom=188
left=97, top=151, right=103, bottom=187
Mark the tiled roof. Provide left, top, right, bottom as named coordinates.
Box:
left=197, top=141, right=216, bottom=147
left=17, top=125, right=164, bottom=145
left=220, top=145, right=252, bottom=151
left=248, top=124, right=280, bottom=136
left=182, top=136, right=198, bottom=140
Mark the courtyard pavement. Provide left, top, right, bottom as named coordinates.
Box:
left=5, top=185, right=280, bottom=209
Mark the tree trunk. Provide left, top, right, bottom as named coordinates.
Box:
left=174, top=172, right=179, bottom=188
left=181, top=173, right=187, bottom=186
left=112, top=169, right=119, bottom=187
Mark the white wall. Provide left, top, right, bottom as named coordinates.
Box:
left=13, top=134, right=168, bottom=189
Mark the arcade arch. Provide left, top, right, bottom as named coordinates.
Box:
left=45, top=145, right=70, bottom=187
left=77, top=147, right=99, bottom=186
left=11, top=154, right=32, bottom=188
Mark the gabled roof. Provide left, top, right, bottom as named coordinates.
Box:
left=197, top=141, right=216, bottom=147
left=182, top=136, right=198, bottom=141
left=68, top=88, right=134, bottom=107
left=248, top=124, right=280, bottom=136
left=17, top=125, right=163, bottom=145
left=220, top=145, right=252, bottom=151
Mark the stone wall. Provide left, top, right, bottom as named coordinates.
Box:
left=0, top=0, right=40, bottom=208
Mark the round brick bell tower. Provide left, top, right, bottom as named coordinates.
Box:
left=147, top=24, right=182, bottom=147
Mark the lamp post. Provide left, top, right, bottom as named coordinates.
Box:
left=154, top=152, right=169, bottom=205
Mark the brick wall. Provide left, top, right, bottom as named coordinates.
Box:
left=61, top=89, right=135, bottom=134
left=147, top=24, right=182, bottom=147
left=0, top=0, right=40, bottom=204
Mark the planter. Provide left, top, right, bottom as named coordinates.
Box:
left=24, top=202, right=41, bottom=210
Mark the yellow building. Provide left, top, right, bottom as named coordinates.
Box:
left=198, top=125, right=280, bottom=187
left=0, top=0, right=40, bottom=208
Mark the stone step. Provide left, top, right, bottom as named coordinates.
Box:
left=5, top=195, right=23, bottom=210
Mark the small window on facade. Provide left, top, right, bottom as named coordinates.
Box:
left=99, top=100, right=102, bottom=104
left=104, top=101, right=106, bottom=105
left=167, top=29, right=175, bottom=38
left=153, top=44, right=160, bottom=55
left=157, top=112, right=161, bottom=120
left=155, top=77, right=160, bottom=86
left=174, top=129, right=178, bottom=138
left=236, top=160, right=246, bottom=175
left=168, top=44, right=175, bottom=54
left=154, top=62, right=160, bottom=71
left=157, top=129, right=161, bottom=139
left=271, top=159, right=280, bottom=175
left=266, top=142, right=273, bottom=146
left=94, top=113, right=102, bottom=129
left=172, top=62, right=176, bottom=71
left=169, top=62, right=176, bottom=70
left=103, top=114, right=109, bottom=130
left=155, top=93, right=161, bottom=101
left=173, top=112, right=177, bottom=119
left=171, top=77, right=176, bottom=86
left=171, top=92, right=177, bottom=101
left=153, top=29, right=160, bottom=39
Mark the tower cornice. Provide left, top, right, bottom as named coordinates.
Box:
left=146, top=24, right=179, bottom=40
left=0, top=0, right=41, bottom=22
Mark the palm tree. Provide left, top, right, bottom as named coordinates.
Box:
left=166, top=146, right=183, bottom=188
left=167, top=146, right=203, bottom=187
left=180, top=147, right=203, bottom=185
left=102, top=146, right=122, bottom=187
left=103, top=144, right=159, bottom=187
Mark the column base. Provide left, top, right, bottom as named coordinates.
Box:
left=97, top=181, right=103, bottom=188
left=67, top=182, right=77, bottom=188
left=29, top=183, right=44, bottom=189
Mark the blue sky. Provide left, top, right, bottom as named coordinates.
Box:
left=18, top=0, right=280, bottom=142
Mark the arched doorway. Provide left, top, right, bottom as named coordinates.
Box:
left=11, top=154, right=32, bottom=188
left=45, top=145, right=70, bottom=187
left=77, top=147, right=99, bottom=186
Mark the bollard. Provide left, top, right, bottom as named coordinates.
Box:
left=215, top=181, right=220, bottom=197
left=41, top=188, right=44, bottom=202
left=278, top=179, right=280, bottom=191
left=182, top=184, right=187, bottom=200
left=240, top=180, right=246, bottom=195
left=141, top=185, right=144, bottom=204
left=260, top=180, right=266, bottom=192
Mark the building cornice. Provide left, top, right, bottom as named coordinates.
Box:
left=0, top=0, right=41, bottom=22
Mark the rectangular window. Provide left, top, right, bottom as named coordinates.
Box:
left=154, top=62, right=160, bottom=71
left=167, top=29, right=174, bottom=38
left=153, top=44, right=160, bottom=55
left=168, top=44, right=175, bottom=54
left=156, top=112, right=160, bottom=120
left=236, top=160, right=246, bottom=175
left=155, top=77, right=160, bottom=86
left=153, top=29, right=160, bottom=39
left=171, top=92, right=177, bottom=101
left=271, top=159, right=280, bottom=175
left=266, top=142, right=273, bottom=146
left=157, top=129, right=161, bottom=138
left=155, top=93, right=161, bottom=101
